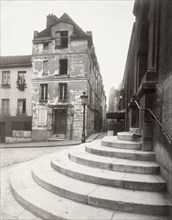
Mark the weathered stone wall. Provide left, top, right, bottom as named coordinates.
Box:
left=31, top=17, right=106, bottom=141
left=153, top=0, right=172, bottom=195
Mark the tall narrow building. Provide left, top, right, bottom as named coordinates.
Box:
left=31, top=13, right=106, bottom=141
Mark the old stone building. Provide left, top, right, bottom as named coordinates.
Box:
left=0, top=56, right=32, bottom=143
left=120, top=0, right=172, bottom=195
left=31, top=13, right=106, bottom=141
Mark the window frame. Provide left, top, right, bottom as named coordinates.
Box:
left=59, top=83, right=67, bottom=101
left=2, top=71, right=10, bottom=86
left=17, top=99, right=26, bottom=115
left=59, top=59, right=68, bottom=75
left=55, top=31, right=68, bottom=49
left=43, top=60, right=48, bottom=76
left=1, top=99, right=10, bottom=114
left=40, top=84, right=48, bottom=102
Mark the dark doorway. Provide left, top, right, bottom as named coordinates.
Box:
left=54, top=109, right=67, bottom=135
left=0, top=122, right=5, bottom=143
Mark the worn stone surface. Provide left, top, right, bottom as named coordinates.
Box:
left=31, top=14, right=106, bottom=141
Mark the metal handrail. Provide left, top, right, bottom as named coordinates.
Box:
left=134, top=100, right=172, bottom=144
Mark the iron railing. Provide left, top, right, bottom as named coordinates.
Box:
left=134, top=100, right=172, bottom=145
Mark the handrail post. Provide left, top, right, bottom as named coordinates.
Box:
left=134, top=100, right=172, bottom=145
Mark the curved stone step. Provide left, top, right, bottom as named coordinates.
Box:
left=117, top=132, right=135, bottom=141
left=101, top=136, right=142, bottom=150
left=31, top=159, right=171, bottom=216
left=10, top=164, right=168, bottom=220
left=69, top=147, right=160, bottom=174
left=85, top=143, right=156, bottom=161
left=51, top=154, right=166, bottom=192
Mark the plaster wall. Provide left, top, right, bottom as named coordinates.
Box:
left=0, top=67, right=32, bottom=116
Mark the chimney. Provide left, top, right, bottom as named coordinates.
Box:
left=46, top=14, right=58, bottom=28
left=33, top=31, right=38, bottom=39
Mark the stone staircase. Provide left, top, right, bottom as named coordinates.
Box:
left=10, top=131, right=172, bottom=219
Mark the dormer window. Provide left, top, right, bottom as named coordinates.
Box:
left=55, top=31, right=68, bottom=49
left=43, top=43, right=49, bottom=50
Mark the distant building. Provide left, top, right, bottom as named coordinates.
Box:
left=31, top=13, right=106, bottom=141
left=119, top=0, right=172, bottom=195
left=0, top=56, right=32, bottom=143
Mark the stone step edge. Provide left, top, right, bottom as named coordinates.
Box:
left=117, top=132, right=135, bottom=141
left=85, top=144, right=156, bottom=161
left=51, top=158, right=166, bottom=192
left=9, top=169, right=114, bottom=220
left=32, top=161, right=171, bottom=216
left=101, top=137, right=142, bottom=150
left=10, top=167, right=168, bottom=220
left=69, top=150, right=160, bottom=174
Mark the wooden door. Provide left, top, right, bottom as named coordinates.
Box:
left=0, top=122, right=5, bottom=143
left=54, top=109, right=67, bottom=134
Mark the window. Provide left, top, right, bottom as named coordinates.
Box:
left=17, top=71, right=26, bottom=90
left=59, top=59, right=68, bottom=75
left=55, top=31, right=68, bottom=49
left=17, top=71, right=26, bottom=84
left=2, top=71, right=10, bottom=85
left=1, top=99, right=10, bottom=114
left=43, top=43, right=49, bottom=50
left=40, top=84, right=48, bottom=101
left=17, top=99, right=26, bottom=115
left=43, top=60, right=48, bottom=75
left=59, top=83, right=67, bottom=100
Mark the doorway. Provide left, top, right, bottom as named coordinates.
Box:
left=0, top=122, right=5, bottom=143
left=54, top=109, right=67, bottom=136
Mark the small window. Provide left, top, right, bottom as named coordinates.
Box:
left=43, top=60, right=48, bottom=75
left=55, top=31, right=68, bottom=49
left=40, top=84, right=48, bottom=101
left=59, top=83, right=67, bottom=100
left=2, top=71, right=10, bottom=85
left=43, top=43, right=49, bottom=50
left=17, top=71, right=26, bottom=84
left=17, top=99, right=26, bottom=115
left=1, top=99, right=10, bottom=114
left=17, top=71, right=26, bottom=90
left=59, top=59, right=68, bottom=75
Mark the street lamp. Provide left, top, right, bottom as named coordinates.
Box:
left=80, top=92, right=88, bottom=143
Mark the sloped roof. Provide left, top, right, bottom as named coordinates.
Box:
left=0, top=55, right=32, bottom=68
left=36, top=13, right=89, bottom=39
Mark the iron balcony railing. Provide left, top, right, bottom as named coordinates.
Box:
left=134, top=100, right=172, bottom=145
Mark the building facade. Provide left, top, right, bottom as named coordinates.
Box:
left=0, top=56, right=32, bottom=143
left=31, top=13, right=106, bottom=141
left=120, top=0, right=172, bottom=195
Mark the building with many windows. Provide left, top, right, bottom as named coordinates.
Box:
left=0, top=56, right=32, bottom=143
left=0, top=13, right=106, bottom=143
left=119, top=0, right=172, bottom=196
left=31, top=13, right=106, bottom=141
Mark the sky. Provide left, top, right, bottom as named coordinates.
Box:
left=1, top=0, right=135, bottom=100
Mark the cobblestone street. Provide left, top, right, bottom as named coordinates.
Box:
left=0, top=145, right=71, bottom=168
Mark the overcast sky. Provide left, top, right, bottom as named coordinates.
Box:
left=1, top=0, right=135, bottom=99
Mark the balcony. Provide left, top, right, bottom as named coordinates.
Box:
left=16, top=109, right=27, bottom=116
left=16, top=79, right=27, bottom=91
left=0, top=109, right=10, bottom=115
